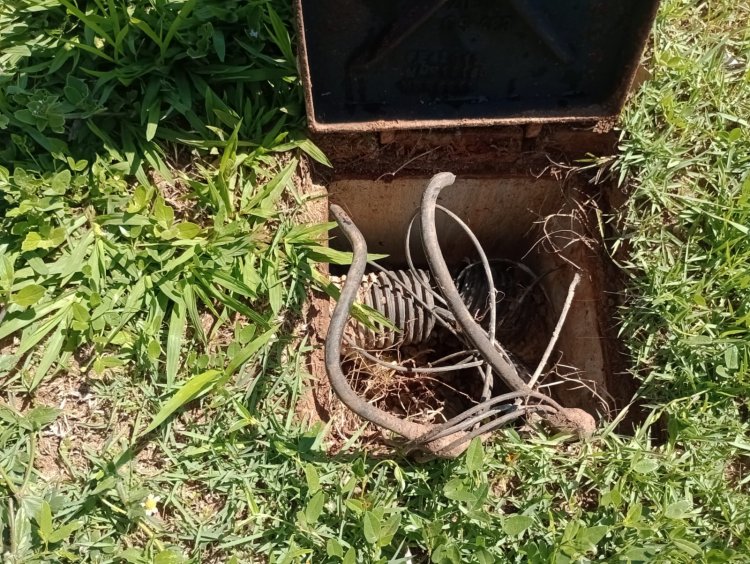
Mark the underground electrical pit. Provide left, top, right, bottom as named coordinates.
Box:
left=291, top=0, right=659, bottom=459
left=300, top=151, right=635, bottom=460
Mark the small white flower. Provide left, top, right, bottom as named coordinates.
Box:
left=249, top=29, right=259, bottom=39
left=141, top=494, right=161, bottom=516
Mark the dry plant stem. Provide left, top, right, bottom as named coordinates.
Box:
left=376, top=148, right=438, bottom=181
left=527, top=272, right=581, bottom=389
left=547, top=368, right=614, bottom=417
left=348, top=350, right=477, bottom=411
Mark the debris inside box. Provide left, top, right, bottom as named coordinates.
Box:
left=325, top=172, right=595, bottom=459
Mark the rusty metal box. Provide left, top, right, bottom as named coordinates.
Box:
left=296, top=1, right=663, bottom=438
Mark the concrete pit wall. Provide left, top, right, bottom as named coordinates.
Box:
left=323, top=175, right=623, bottom=416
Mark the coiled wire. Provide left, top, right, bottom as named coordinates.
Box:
left=345, top=261, right=543, bottom=351
left=348, top=269, right=436, bottom=349
left=456, top=259, right=549, bottom=344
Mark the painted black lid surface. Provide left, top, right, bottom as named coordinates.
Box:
left=297, top=0, right=659, bottom=131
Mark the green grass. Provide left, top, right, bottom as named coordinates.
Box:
left=1, top=0, right=749, bottom=562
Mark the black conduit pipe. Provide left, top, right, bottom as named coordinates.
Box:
left=419, top=172, right=531, bottom=393
left=326, top=204, right=429, bottom=441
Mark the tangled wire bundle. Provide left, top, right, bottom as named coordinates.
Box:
left=325, top=172, right=595, bottom=458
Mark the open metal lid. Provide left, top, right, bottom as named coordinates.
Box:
left=297, top=0, right=659, bottom=133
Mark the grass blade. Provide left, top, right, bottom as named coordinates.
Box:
left=145, top=101, right=160, bottom=142
left=209, top=287, right=266, bottom=326
left=225, top=325, right=278, bottom=376
left=17, top=307, right=70, bottom=358
left=162, top=0, right=198, bottom=55
left=165, top=302, right=186, bottom=387
left=141, top=369, right=223, bottom=436
left=265, top=4, right=295, bottom=66
left=57, top=0, right=114, bottom=46
left=30, top=321, right=67, bottom=390
left=182, top=283, right=205, bottom=344
left=129, top=17, right=162, bottom=50
left=0, top=294, right=75, bottom=342
left=244, top=158, right=297, bottom=211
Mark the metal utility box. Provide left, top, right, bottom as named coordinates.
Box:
left=297, top=0, right=659, bottom=132
left=296, top=1, right=660, bottom=445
